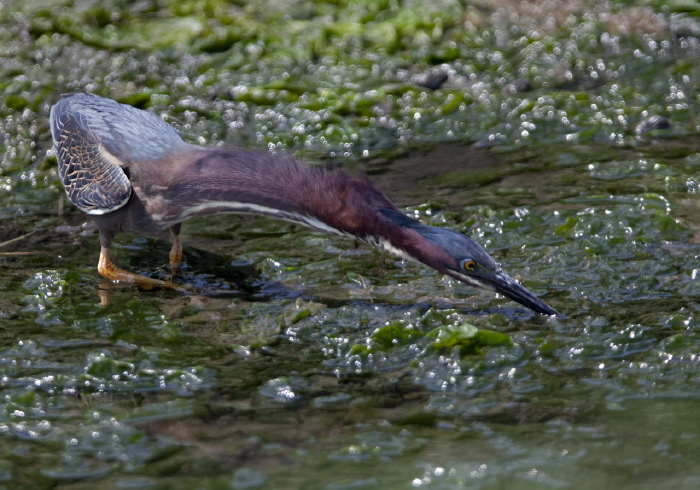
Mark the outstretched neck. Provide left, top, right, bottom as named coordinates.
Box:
left=131, top=145, right=456, bottom=272
left=143, top=146, right=402, bottom=238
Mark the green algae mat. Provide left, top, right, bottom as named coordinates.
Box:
left=1, top=0, right=700, bottom=488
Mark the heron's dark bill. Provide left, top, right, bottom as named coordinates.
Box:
left=484, top=270, right=556, bottom=316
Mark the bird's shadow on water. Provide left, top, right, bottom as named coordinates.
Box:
left=113, top=239, right=306, bottom=301
left=112, top=238, right=560, bottom=322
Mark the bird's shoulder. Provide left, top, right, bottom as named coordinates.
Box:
left=51, top=93, right=185, bottom=162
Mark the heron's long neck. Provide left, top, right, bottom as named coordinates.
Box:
left=144, top=146, right=411, bottom=246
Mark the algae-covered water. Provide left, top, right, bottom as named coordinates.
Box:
left=1, top=0, right=700, bottom=488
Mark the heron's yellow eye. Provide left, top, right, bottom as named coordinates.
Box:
left=463, top=260, right=476, bottom=271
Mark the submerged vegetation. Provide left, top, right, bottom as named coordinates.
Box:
left=1, top=0, right=700, bottom=487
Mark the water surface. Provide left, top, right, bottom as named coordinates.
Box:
left=1, top=0, right=700, bottom=488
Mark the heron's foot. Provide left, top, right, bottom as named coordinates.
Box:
left=169, top=232, right=183, bottom=276
left=169, top=259, right=182, bottom=277
left=99, top=261, right=194, bottom=293
left=169, top=249, right=183, bottom=276
left=98, top=247, right=194, bottom=293
left=167, top=250, right=184, bottom=283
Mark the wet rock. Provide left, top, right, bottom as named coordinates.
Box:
left=412, top=69, right=449, bottom=90
left=636, top=115, right=671, bottom=134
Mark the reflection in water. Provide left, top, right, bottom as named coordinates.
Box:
left=1, top=0, right=700, bottom=486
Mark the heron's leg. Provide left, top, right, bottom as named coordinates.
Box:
left=169, top=224, right=183, bottom=275
left=98, top=246, right=192, bottom=292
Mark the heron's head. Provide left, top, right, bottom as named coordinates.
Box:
left=380, top=210, right=556, bottom=315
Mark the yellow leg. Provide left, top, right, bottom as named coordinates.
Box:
left=169, top=231, right=183, bottom=275
left=97, top=246, right=192, bottom=292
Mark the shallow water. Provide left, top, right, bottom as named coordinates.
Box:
left=1, top=0, right=700, bottom=488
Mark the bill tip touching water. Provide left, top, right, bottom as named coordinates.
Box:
left=50, top=93, right=556, bottom=316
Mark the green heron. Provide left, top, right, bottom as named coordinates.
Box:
left=50, top=93, right=556, bottom=315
